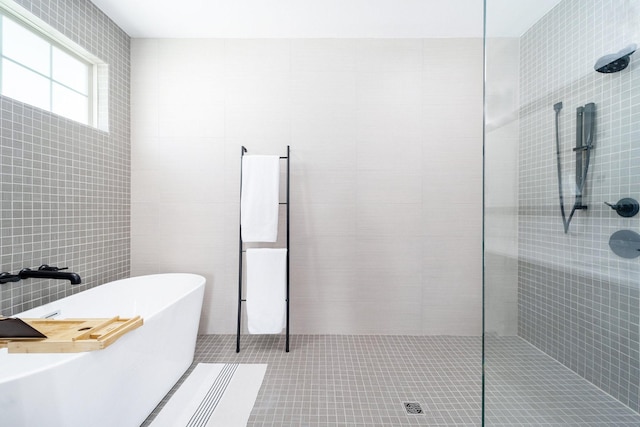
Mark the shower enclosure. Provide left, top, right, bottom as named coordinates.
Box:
left=483, top=0, right=640, bottom=424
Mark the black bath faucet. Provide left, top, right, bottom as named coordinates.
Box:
left=19, top=265, right=82, bottom=285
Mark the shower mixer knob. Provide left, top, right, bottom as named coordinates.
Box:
left=604, top=198, right=639, bottom=218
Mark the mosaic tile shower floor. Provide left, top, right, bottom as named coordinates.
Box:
left=143, top=335, right=640, bottom=426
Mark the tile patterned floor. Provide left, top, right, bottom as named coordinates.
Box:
left=143, top=334, right=640, bottom=426
left=144, top=335, right=481, bottom=426
left=484, top=336, right=640, bottom=426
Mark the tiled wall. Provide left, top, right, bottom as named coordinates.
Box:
left=484, top=37, right=520, bottom=336
left=0, top=0, right=130, bottom=316
left=130, top=38, right=483, bottom=336
left=518, top=0, right=640, bottom=412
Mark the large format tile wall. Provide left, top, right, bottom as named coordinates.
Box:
left=130, top=38, right=483, bottom=335
left=518, top=0, right=640, bottom=412
left=0, top=0, right=130, bottom=315
left=484, top=37, right=520, bottom=336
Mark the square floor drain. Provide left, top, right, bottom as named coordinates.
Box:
left=403, top=402, right=424, bottom=415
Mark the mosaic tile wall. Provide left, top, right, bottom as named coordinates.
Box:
left=0, top=0, right=130, bottom=316
left=518, top=0, right=640, bottom=413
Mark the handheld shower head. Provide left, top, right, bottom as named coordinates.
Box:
left=594, top=43, right=636, bottom=73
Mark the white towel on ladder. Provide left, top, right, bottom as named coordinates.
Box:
left=246, top=248, right=287, bottom=334
left=241, top=155, right=280, bottom=242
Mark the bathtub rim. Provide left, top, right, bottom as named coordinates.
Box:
left=0, top=273, right=206, bottom=384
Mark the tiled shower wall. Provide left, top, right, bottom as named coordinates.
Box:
left=484, top=37, right=520, bottom=337
left=0, top=0, right=130, bottom=316
left=518, top=0, right=640, bottom=412
left=130, top=38, right=483, bottom=336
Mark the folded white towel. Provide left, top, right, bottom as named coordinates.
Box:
left=240, top=155, right=280, bottom=242
left=246, top=248, right=287, bottom=334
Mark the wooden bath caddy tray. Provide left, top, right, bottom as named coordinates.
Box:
left=0, top=316, right=143, bottom=353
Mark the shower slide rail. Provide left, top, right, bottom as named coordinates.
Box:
left=237, top=145, right=290, bottom=353
left=553, top=101, right=596, bottom=233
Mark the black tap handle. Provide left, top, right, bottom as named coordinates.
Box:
left=605, top=198, right=639, bottom=218
left=38, top=264, right=68, bottom=271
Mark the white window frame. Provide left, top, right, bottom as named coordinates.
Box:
left=0, top=1, right=107, bottom=130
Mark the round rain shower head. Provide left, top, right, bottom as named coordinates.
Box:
left=594, top=43, right=637, bottom=73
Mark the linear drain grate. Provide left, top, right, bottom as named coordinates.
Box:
left=403, top=402, right=424, bottom=415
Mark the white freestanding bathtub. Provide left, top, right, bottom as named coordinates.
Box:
left=0, top=273, right=205, bottom=427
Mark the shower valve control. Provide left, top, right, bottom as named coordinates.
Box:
left=604, top=198, right=639, bottom=218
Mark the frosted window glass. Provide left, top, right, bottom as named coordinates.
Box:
left=2, top=16, right=50, bottom=76
left=52, top=83, right=88, bottom=125
left=52, top=47, right=88, bottom=94
left=2, top=59, right=50, bottom=110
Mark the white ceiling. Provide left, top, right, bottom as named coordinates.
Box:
left=90, top=0, right=561, bottom=39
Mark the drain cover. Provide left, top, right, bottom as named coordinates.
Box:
left=403, top=402, right=424, bottom=415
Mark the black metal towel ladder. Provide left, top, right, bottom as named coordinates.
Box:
left=237, top=145, right=290, bottom=353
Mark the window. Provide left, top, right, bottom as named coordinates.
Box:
left=0, top=11, right=95, bottom=126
